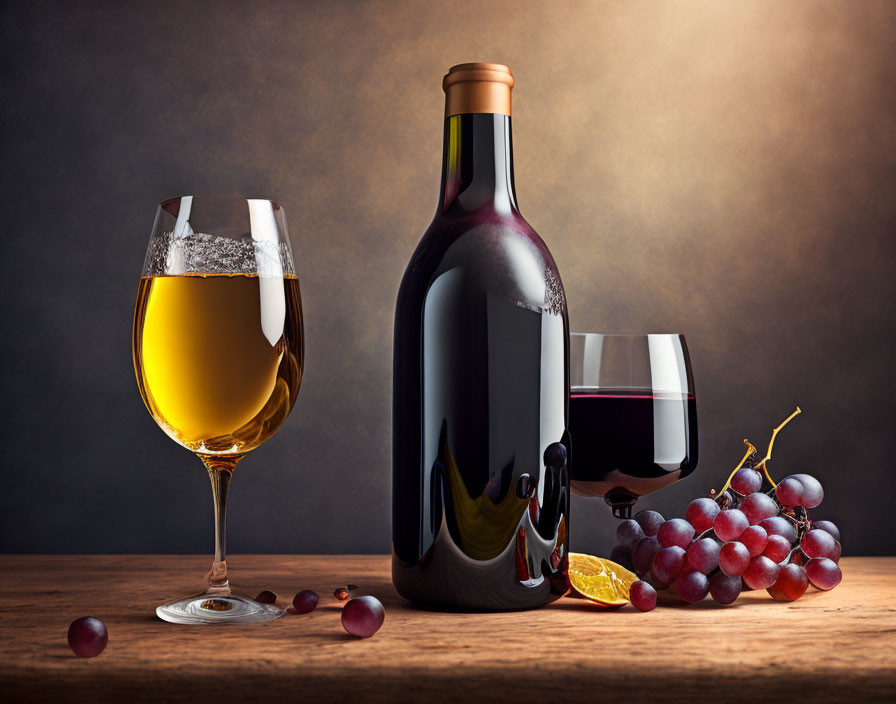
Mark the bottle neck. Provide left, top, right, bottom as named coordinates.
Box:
left=438, top=114, right=517, bottom=215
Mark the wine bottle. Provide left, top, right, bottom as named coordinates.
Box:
left=392, top=63, right=570, bottom=610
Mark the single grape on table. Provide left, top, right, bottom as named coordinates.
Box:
left=293, top=589, right=319, bottom=614
left=629, top=580, right=657, bottom=611
left=68, top=617, right=108, bottom=658
left=341, top=596, right=385, bottom=638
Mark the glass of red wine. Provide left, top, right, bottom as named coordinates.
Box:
left=568, top=333, right=697, bottom=518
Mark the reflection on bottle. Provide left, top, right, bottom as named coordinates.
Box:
left=393, top=429, right=570, bottom=610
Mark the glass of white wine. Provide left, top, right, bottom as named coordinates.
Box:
left=133, top=196, right=303, bottom=624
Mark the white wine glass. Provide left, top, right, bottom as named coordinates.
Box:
left=133, top=195, right=303, bottom=624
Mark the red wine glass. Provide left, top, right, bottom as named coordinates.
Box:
left=568, top=333, right=697, bottom=517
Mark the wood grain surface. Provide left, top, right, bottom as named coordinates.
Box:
left=1, top=555, right=893, bottom=702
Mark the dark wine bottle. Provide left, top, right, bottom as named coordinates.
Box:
left=392, top=63, right=570, bottom=610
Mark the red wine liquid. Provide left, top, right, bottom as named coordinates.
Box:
left=568, top=389, right=697, bottom=503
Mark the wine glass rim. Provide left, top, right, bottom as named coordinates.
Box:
left=159, top=195, right=284, bottom=210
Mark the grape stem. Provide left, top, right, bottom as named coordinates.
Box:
left=716, top=439, right=759, bottom=496
left=753, top=407, right=802, bottom=488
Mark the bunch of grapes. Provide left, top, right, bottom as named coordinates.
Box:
left=610, top=408, right=843, bottom=611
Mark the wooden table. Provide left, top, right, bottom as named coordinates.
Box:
left=1, top=556, right=893, bottom=702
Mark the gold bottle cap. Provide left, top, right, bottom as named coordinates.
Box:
left=442, top=63, right=514, bottom=117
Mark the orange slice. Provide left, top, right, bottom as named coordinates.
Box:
left=568, top=552, right=638, bottom=606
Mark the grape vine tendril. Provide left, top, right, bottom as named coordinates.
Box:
left=753, top=407, right=802, bottom=487
left=715, top=440, right=758, bottom=497
left=714, top=407, right=801, bottom=496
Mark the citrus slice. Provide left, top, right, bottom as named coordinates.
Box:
left=568, top=552, right=638, bottom=606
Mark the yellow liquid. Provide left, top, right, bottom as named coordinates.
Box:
left=133, top=274, right=303, bottom=455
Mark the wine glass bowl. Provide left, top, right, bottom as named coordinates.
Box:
left=133, top=196, right=303, bottom=623
left=568, top=333, right=697, bottom=518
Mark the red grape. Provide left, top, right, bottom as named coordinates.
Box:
left=743, top=556, right=781, bottom=589
left=341, top=596, right=385, bottom=638
left=644, top=568, right=671, bottom=591
left=652, top=546, right=687, bottom=584
left=789, top=474, right=824, bottom=508
left=676, top=571, right=709, bottom=603
left=686, top=538, right=720, bottom=574
left=762, top=534, right=792, bottom=563
left=709, top=572, right=742, bottom=605
left=685, top=498, right=720, bottom=533
left=767, top=563, right=808, bottom=601
left=657, top=518, right=695, bottom=549
left=714, top=509, right=749, bottom=541
left=812, top=520, right=840, bottom=542
left=254, top=590, right=277, bottom=604
left=719, top=541, right=751, bottom=576
left=775, top=477, right=805, bottom=508
left=789, top=548, right=807, bottom=566
left=67, top=617, right=108, bottom=658
left=740, top=525, right=768, bottom=557
left=634, top=510, right=665, bottom=537
left=616, top=519, right=645, bottom=548
left=800, top=529, right=836, bottom=559
left=610, top=545, right=636, bottom=573
left=629, top=580, right=657, bottom=611
left=759, top=516, right=797, bottom=543
left=740, top=492, right=778, bottom=525
left=632, top=536, right=661, bottom=575
left=678, top=562, right=698, bottom=578
left=730, top=467, right=763, bottom=495
left=806, top=557, right=842, bottom=590
left=293, top=590, right=319, bottom=614
left=830, top=540, right=842, bottom=563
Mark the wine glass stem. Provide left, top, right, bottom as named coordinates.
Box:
left=200, top=455, right=242, bottom=596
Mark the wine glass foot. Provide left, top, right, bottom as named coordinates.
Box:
left=156, top=593, right=284, bottom=624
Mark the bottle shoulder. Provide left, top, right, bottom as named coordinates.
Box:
left=397, top=209, right=566, bottom=318
left=405, top=210, right=559, bottom=277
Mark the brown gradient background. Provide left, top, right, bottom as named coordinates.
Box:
left=1, top=1, right=894, bottom=556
